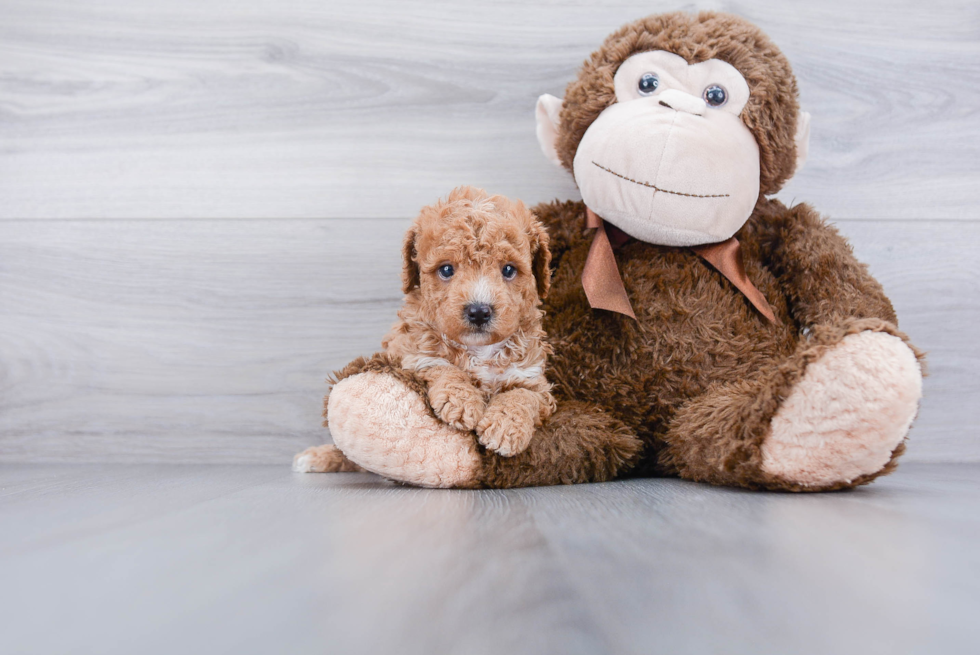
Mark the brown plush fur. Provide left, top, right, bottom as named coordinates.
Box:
left=315, top=12, right=922, bottom=491
left=478, top=12, right=920, bottom=491
left=384, top=186, right=556, bottom=456
left=659, top=317, right=923, bottom=491
left=503, top=195, right=923, bottom=491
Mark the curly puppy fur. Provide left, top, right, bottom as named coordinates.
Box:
left=384, top=186, right=557, bottom=457
left=298, top=188, right=557, bottom=472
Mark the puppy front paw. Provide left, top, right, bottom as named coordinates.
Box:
left=476, top=397, right=537, bottom=457
left=428, top=383, right=486, bottom=431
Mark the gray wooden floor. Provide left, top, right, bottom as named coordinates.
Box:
left=1, top=463, right=978, bottom=655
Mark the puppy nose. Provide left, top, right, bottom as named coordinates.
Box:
left=465, top=303, right=493, bottom=326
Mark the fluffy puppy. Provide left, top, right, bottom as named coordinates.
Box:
left=293, top=186, right=555, bottom=474
left=384, top=185, right=556, bottom=456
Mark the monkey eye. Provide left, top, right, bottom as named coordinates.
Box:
left=703, top=84, right=728, bottom=107
left=501, top=264, right=518, bottom=280
left=637, top=72, right=660, bottom=96
left=437, top=264, right=455, bottom=280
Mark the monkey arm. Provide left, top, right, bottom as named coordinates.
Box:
left=754, top=201, right=898, bottom=329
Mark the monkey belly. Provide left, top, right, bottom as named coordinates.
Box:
left=543, top=226, right=798, bottom=454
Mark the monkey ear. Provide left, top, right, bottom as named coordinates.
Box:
left=401, top=226, right=420, bottom=295
left=794, top=110, right=811, bottom=175
left=535, top=94, right=564, bottom=168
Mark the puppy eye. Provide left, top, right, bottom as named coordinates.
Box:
left=703, top=84, right=728, bottom=107
left=501, top=264, right=517, bottom=280
left=437, top=264, right=454, bottom=280
left=638, top=72, right=659, bottom=96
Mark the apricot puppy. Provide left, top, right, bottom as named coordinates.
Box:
left=381, top=186, right=556, bottom=456
left=293, top=186, right=555, bottom=473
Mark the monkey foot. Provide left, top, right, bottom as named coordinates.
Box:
left=326, top=371, right=483, bottom=488
left=761, top=331, right=923, bottom=488
left=293, top=444, right=366, bottom=473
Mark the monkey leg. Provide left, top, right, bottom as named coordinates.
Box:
left=325, top=369, right=484, bottom=488
left=318, top=354, right=642, bottom=488
left=660, top=318, right=924, bottom=492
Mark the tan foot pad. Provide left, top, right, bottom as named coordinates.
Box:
left=762, top=331, right=923, bottom=488
left=327, top=371, right=482, bottom=488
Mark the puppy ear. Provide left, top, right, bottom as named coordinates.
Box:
left=528, top=216, right=552, bottom=300
left=401, top=226, right=420, bottom=294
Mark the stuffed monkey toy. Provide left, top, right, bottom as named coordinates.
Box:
left=300, top=11, right=924, bottom=491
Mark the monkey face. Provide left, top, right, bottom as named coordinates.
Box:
left=536, top=13, right=813, bottom=241
left=572, top=51, right=760, bottom=246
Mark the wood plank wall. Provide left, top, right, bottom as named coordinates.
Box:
left=1, top=0, right=978, bottom=463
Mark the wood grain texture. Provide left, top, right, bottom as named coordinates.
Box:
left=0, top=463, right=978, bottom=654
left=0, top=219, right=404, bottom=462
left=0, top=0, right=977, bottom=219
left=1, top=218, right=976, bottom=463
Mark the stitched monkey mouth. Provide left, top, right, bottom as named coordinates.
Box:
left=591, top=161, right=730, bottom=199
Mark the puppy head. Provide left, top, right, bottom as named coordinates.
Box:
left=402, top=186, right=551, bottom=346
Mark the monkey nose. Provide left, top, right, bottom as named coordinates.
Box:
left=465, top=303, right=494, bottom=327
left=657, top=89, right=706, bottom=116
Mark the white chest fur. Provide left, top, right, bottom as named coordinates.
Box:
left=404, top=338, right=543, bottom=394
left=463, top=342, right=542, bottom=393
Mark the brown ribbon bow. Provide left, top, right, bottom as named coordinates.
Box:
left=581, top=207, right=776, bottom=323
